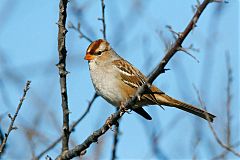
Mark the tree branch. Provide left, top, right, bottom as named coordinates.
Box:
left=0, top=80, right=31, bottom=153
left=56, top=0, right=214, bottom=159
left=36, top=93, right=97, bottom=159
left=212, top=142, right=240, bottom=160
left=56, top=0, right=70, bottom=153
left=98, top=0, right=106, bottom=40
left=148, top=0, right=211, bottom=84
left=111, top=114, right=120, bottom=160
left=225, top=52, right=232, bottom=147
left=194, top=87, right=240, bottom=157
left=68, top=22, right=93, bottom=43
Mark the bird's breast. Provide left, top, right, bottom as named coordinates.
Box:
left=89, top=61, right=124, bottom=107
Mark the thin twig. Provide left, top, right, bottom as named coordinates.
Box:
left=194, top=86, right=240, bottom=157
left=68, top=22, right=93, bottom=43
left=142, top=125, right=168, bottom=159
left=225, top=52, right=232, bottom=147
left=157, top=30, right=171, bottom=52
left=70, top=93, right=98, bottom=130
left=56, top=1, right=214, bottom=159
left=0, top=80, right=31, bottom=153
left=36, top=93, right=98, bottom=159
left=57, top=0, right=70, bottom=153
left=211, top=142, right=240, bottom=160
left=177, top=46, right=200, bottom=63
left=98, top=0, right=106, bottom=40
left=148, top=0, right=212, bottom=84
left=192, top=137, right=200, bottom=160
left=111, top=111, right=120, bottom=160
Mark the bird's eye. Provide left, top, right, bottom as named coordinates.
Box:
left=95, top=51, right=102, bottom=55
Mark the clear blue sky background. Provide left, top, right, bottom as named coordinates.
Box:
left=0, top=0, right=239, bottom=159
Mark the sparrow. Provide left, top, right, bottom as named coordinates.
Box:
left=84, top=39, right=216, bottom=122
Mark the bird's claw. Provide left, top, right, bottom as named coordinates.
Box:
left=120, top=102, right=130, bottom=115
left=105, top=114, right=114, bottom=131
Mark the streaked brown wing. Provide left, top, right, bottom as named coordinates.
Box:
left=112, top=59, right=161, bottom=104
left=112, top=59, right=146, bottom=87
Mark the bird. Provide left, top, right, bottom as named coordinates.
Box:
left=84, top=39, right=216, bottom=122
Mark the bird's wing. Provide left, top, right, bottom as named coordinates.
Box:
left=112, top=59, right=161, bottom=104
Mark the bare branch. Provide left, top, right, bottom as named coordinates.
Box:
left=111, top=113, right=120, bottom=160
left=36, top=93, right=98, bottom=159
left=56, top=0, right=70, bottom=153
left=193, top=86, right=240, bottom=157
left=225, top=52, right=232, bottom=146
left=211, top=142, right=240, bottom=160
left=166, top=25, right=180, bottom=40
left=70, top=93, right=98, bottom=130
left=68, top=22, right=93, bottom=43
left=148, top=0, right=212, bottom=84
left=0, top=80, right=31, bottom=153
left=56, top=0, right=215, bottom=159
left=192, top=137, right=200, bottom=160
left=98, top=0, right=106, bottom=40
left=177, top=46, right=200, bottom=63
left=157, top=30, right=171, bottom=52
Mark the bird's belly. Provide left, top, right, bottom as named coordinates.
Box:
left=90, top=70, right=124, bottom=107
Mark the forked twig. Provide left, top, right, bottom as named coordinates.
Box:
left=0, top=81, right=31, bottom=153
left=68, top=22, right=93, bottom=43
left=193, top=86, right=240, bottom=157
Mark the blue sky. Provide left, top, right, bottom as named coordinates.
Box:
left=0, top=0, right=239, bottom=159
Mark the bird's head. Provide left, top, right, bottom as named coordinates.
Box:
left=84, top=39, right=111, bottom=61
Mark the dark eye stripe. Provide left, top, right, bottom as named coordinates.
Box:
left=92, top=51, right=102, bottom=55
left=92, top=48, right=111, bottom=56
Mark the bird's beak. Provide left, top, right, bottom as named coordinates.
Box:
left=84, top=53, right=95, bottom=60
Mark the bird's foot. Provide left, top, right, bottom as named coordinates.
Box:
left=119, top=102, right=130, bottom=116
left=105, top=114, right=114, bottom=131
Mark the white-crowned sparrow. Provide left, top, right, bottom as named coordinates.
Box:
left=84, top=39, right=215, bottom=122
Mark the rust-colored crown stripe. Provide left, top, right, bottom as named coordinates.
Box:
left=87, top=39, right=105, bottom=55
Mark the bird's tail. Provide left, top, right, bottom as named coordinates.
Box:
left=155, top=93, right=216, bottom=122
